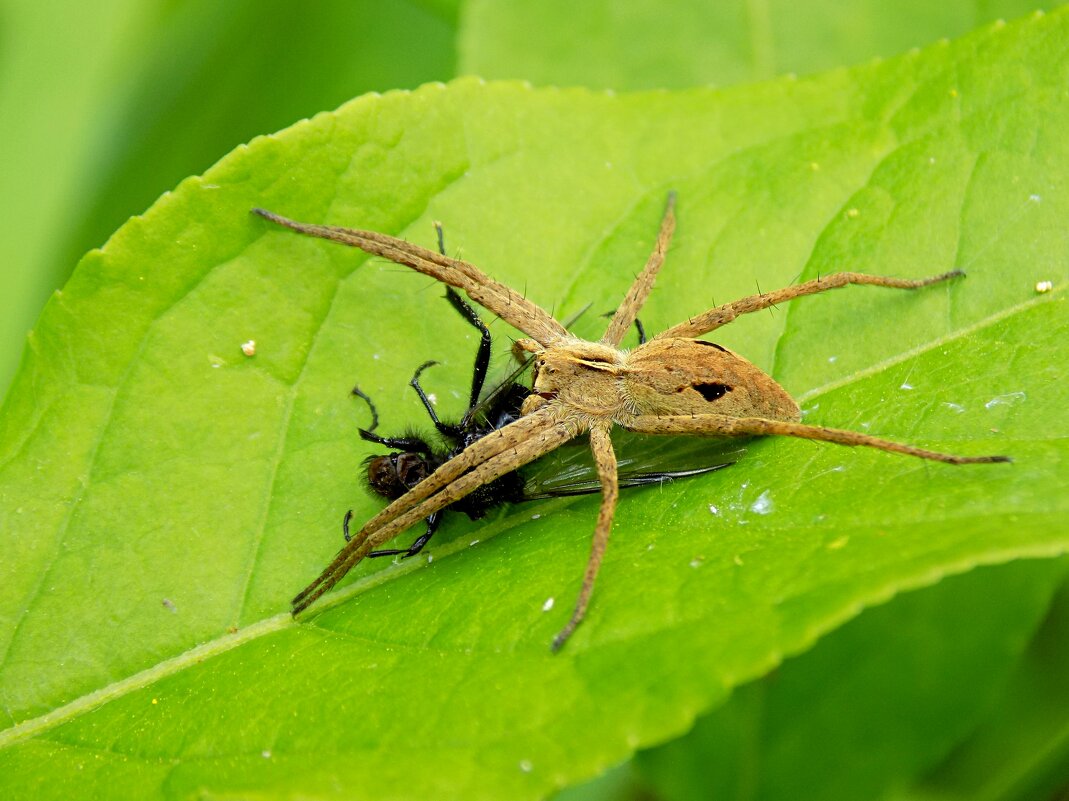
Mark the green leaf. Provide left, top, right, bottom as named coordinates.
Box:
left=895, top=579, right=1069, bottom=801
left=633, top=560, right=1066, bottom=801
left=2, top=10, right=1068, bottom=799
left=460, top=0, right=1059, bottom=89
left=0, top=0, right=456, bottom=398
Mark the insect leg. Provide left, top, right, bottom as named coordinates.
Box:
left=552, top=423, right=619, bottom=651
left=408, top=360, right=462, bottom=438
left=430, top=223, right=493, bottom=416
left=367, top=511, right=442, bottom=558
left=252, top=208, right=569, bottom=346
left=625, top=414, right=1011, bottom=465
left=351, top=386, right=380, bottom=431
left=655, top=270, right=965, bottom=340
left=292, top=409, right=575, bottom=614
left=357, top=429, right=434, bottom=454
left=350, top=386, right=433, bottom=451
left=634, top=317, right=647, bottom=345
left=442, top=287, right=494, bottom=411
left=602, top=192, right=677, bottom=347
left=601, top=310, right=649, bottom=346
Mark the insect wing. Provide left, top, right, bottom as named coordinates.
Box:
left=460, top=301, right=593, bottom=430
left=461, top=355, right=533, bottom=431
left=522, top=431, right=745, bottom=499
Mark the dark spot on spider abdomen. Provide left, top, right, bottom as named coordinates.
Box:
left=671, top=381, right=733, bottom=401
left=694, top=382, right=732, bottom=401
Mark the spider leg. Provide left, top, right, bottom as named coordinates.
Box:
left=552, top=423, right=619, bottom=651
left=655, top=270, right=964, bottom=340
left=601, top=310, right=649, bottom=346
left=292, top=409, right=579, bottom=614
left=602, top=193, right=677, bottom=347
left=252, top=208, right=568, bottom=346
left=625, top=414, right=1011, bottom=464
left=367, top=511, right=442, bottom=558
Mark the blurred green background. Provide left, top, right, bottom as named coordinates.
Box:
left=0, top=0, right=1055, bottom=401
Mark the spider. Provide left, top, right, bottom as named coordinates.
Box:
left=353, top=269, right=736, bottom=559
left=253, top=194, right=1010, bottom=650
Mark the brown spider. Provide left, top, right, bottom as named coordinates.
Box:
left=252, top=194, right=1009, bottom=650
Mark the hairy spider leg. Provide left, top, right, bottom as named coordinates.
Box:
left=252, top=208, right=569, bottom=346
left=366, top=511, right=443, bottom=558
left=601, top=192, right=676, bottom=347
left=637, top=268, right=1010, bottom=464
left=359, top=231, right=507, bottom=557
left=552, top=424, right=617, bottom=651
left=293, top=408, right=579, bottom=614
left=655, top=269, right=966, bottom=340
left=548, top=196, right=681, bottom=648
left=625, top=415, right=1011, bottom=465
left=600, top=311, right=648, bottom=346
left=405, top=225, right=495, bottom=437
left=348, top=388, right=439, bottom=550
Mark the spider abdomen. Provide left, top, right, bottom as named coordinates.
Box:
left=622, top=338, right=800, bottom=421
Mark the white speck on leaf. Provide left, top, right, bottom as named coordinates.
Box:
left=708, top=504, right=719, bottom=515
left=240, top=340, right=256, bottom=357
left=1035, top=280, right=1053, bottom=293
left=900, top=381, right=914, bottom=390
left=985, top=392, right=1026, bottom=409
left=519, top=760, right=533, bottom=773
left=542, top=597, right=554, bottom=612
left=750, top=490, right=773, bottom=515
left=941, top=402, right=966, bottom=413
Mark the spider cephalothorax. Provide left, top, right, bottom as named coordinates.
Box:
left=253, top=194, right=1009, bottom=650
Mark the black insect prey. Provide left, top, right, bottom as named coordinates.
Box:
left=350, top=285, right=531, bottom=558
